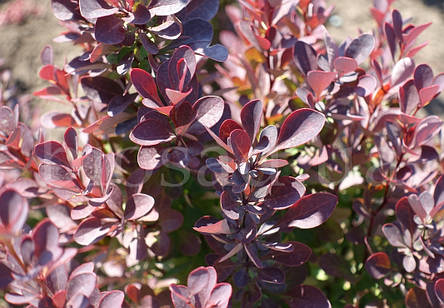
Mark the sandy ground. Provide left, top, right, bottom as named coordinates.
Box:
left=0, top=0, right=443, bottom=107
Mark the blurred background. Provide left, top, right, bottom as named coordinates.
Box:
left=0, top=0, right=443, bottom=112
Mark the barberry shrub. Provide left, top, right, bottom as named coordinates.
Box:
left=1, top=0, right=444, bottom=306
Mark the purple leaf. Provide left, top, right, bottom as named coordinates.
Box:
left=51, top=0, right=78, bottom=21
left=0, top=189, right=28, bottom=233
left=187, top=266, right=216, bottom=303
left=345, top=33, right=375, bottom=65
left=34, top=141, right=70, bottom=167
left=99, top=290, right=125, bottom=308
left=382, top=223, right=405, bottom=247
left=274, top=108, right=325, bottom=152
left=64, top=127, right=78, bottom=159
left=414, top=64, right=434, bottom=90
left=399, top=79, right=419, bottom=114
left=138, top=146, right=162, bottom=170
left=391, top=57, right=415, bottom=87
left=365, top=252, right=391, bottom=279
left=32, top=219, right=62, bottom=263
left=192, top=96, right=225, bottom=128
left=258, top=267, right=285, bottom=285
left=176, top=0, right=219, bottom=22
left=95, top=15, right=125, bottom=45
left=0, top=263, right=13, bottom=288
left=411, top=116, right=442, bottom=148
left=220, top=191, right=240, bottom=220
left=356, top=74, right=377, bottom=97
left=241, top=99, right=263, bottom=142
left=385, top=22, right=397, bottom=59
left=206, top=283, right=232, bottom=308
left=434, top=176, right=444, bottom=207
left=263, top=176, right=305, bottom=210
left=149, top=0, right=191, bottom=16
left=124, top=193, right=155, bottom=221
left=74, top=217, right=110, bottom=245
left=108, top=93, right=138, bottom=116
left=79, top=0, right=118, bottom=20
left=0, top=106, right=16, bottom=137
left=281, top=192, right=337, bottom=229
left=293, top=41, right=317, bottom=75
left=66, top=272, right=96, bottom=300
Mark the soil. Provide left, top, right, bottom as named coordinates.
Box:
left=0, top=0, right=443, bottom=110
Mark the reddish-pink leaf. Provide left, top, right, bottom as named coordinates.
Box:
left=0, top=189, right=28, bottom=233
left=219, top=120, right=243, bottom=143
left=229, top=129, right=251, bottom=162
left=333, top=57, right=357, bottom=74
left=306, top=70, right=336, bottom=98
left=130, top=68, right=161, bottom=104
left=194, top=217, right=232, bottom=235
left=419, top=84, right=439, bottom=106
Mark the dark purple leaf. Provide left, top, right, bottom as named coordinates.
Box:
left=385, top=22, right=397, bottom=59
left=131, top=4, right=151, bottom=25
left=95, top=15, right=125, bottom=45
left=434, top=176, right=444, bottom=207
left=281, top=192, right=337, bottom=229
left=176, top=19, right=228, bottom=62
left=288, top=285, right=331, bottom=308
left=269, top=241, right=311, bottom=267
left=129, top=118, right=174, bottom=146
left=274, top=108, right=325, bottom=152
left=345, top=33, right=375, bottom=65
left=81, top=76, right=123, bottom=104
left=263, top=176, right=305, bottom=210
left=139, top=32, right=159, bottom=55
left=255, top=125, right=278, bottom=154
left=64, top=127, right=78, bottom=159
left=32, top=219, right=62, bottom=262
left=79, top=0, right=118, bottom=20
left=365, top=252, right=391, bottom=279
left=176, top=0, right=219, bottom=22
left=258, top=267, right=285, bottom=285
left=411, top=116, right=442, bottom=148
left=108, top=93, right=137, bottom=116
left=0, top=263, right=13, bottom=288
left=241, top=99, right=263, bottom=141
left=293, top=41, right=317, bottom=75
